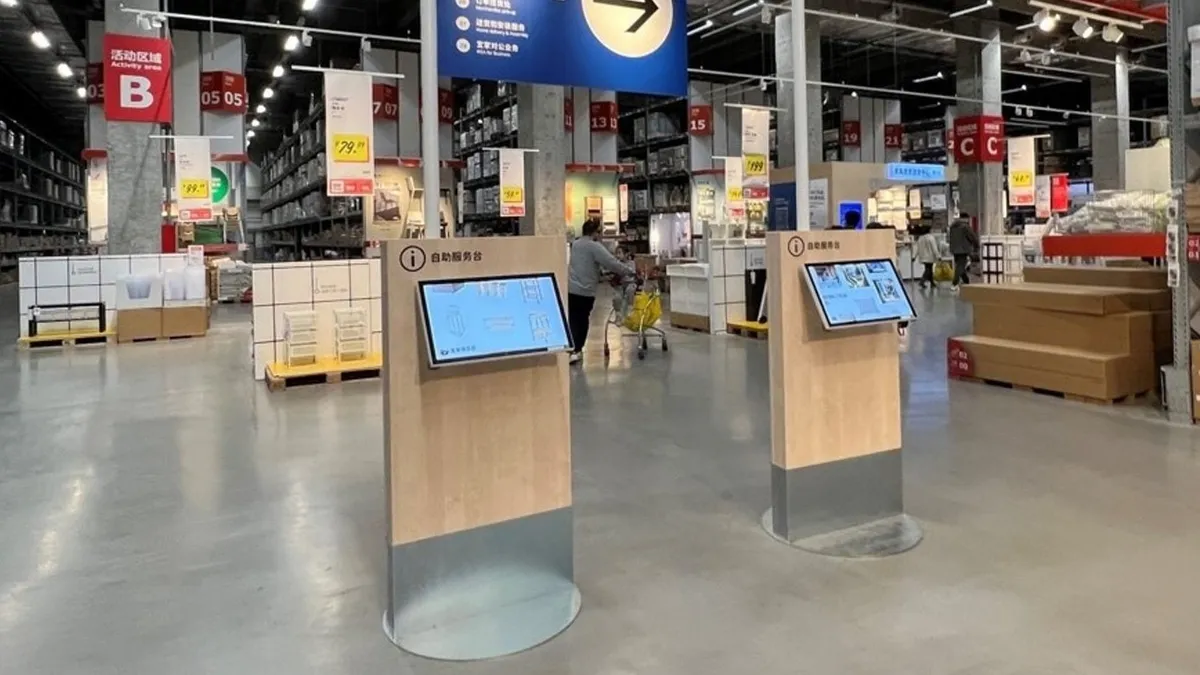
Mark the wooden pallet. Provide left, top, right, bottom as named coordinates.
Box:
left=265, top=356, right=383, bottom=391
left=670, top=323, right=708, bottom=334
left=951, top=375, right=1152, bottom=406
left=18, top=332, right=114, bottom=350
left=727, top=320, right=768, bottom=340
left=122, top=334, right=206, bottom=344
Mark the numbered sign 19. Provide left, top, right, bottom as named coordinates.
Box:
left=590, top=101, right=617, bottom=133
left=199, top=71, right=247, bottom=114
left=688, top=105, right=712, bottom=136
left=840, top=120, right=861, bottom=148
left=372, top=83, right=399, bottom=121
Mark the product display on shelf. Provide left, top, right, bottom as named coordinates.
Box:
left=619, top=97, right=693, bottom=252
left=284, top=310, right=319, bottom=367
left=456, top=82, right=519, bottom=235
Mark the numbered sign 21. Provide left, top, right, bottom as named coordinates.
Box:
left=884, top=123, right=903, bottom=149
left=590, top=101, right=617, bottom=133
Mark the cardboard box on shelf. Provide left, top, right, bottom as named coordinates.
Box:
left=1185, top=183, right=1200, bottom=233
left=117, top=308, right=162, bottom=343
left=1022, top=264, right=1167, bottom=290
left=951, top=335, right=1155, bottom=401
left=960, top=283, right=1170, bottom=315
left=162, top=306, right=208, bottom=338
left=972, top=305, right=1153, bottom=355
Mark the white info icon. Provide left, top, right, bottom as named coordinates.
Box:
left=121, top=76, right=154, bottom=109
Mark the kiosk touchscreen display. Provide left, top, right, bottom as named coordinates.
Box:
left=417, top=273, right=573, bottom=367
left=803, top=258, right=916, bottom=329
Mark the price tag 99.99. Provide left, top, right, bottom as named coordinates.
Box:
left=743, top=154, right=767, bottom=177
left=501, top=186, right=524, bottom=203
left=332, top=133, right=370, bottom=163
left=180, top=178, right=210, bottom=199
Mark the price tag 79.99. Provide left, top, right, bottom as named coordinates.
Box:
left=332, top=133, right=370, bottom=163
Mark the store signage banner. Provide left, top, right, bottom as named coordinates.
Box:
left=725, top=160, right=745, bottom=222
left=86, top=158, right=108, bottom=244
left=590, top=101, right=618, bottom=133
left=953, top=115, right=1004, bottom=164
left=840, top=120, right=861, bottom=148
left=883, top=124, right=904, bottom=150
left=199, top=71, right=247, bottom=114
left=809, top=178, right=829, bottom=229
left=102, top=34, right=173, bottom=124
left=565, top=98, right=574, bottom=131
left=436, top=0, right=688, bottom=97
left=1007, top=136, right=1036, bottom=207
left=372, top=83, right=399, bottom=121
left=886, top=163, right=945, bottom=182
left=1051, top=174, right=1069, bottom=212
left=324, top=71, right=375, bottom=197
left=175, top=137, right=213, bottom=222
left=688, top=105, right=712, bottom=135
left=1034, top=175, right=1051, bottom=219
left=498, top=149, right=526, bottom=217
left=368, top=162, right=413, bottom=241
left=86, top=64, right=104, bottom=105
left=741, top=107, right=770, bottom=201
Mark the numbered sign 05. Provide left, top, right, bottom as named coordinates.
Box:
left=199, top=71, right=247, bottom=114
left=590, top=101, right=618, bottom=133
left=332, top=134, right=370, bottom=163
left=688, top=105, right=712, bottom=136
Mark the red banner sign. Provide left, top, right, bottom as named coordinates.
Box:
left=688, top=105, right=713, bottom=135
left=590, top=101, right=617, bottom=133
left=883, top=123, right=903, bottom=149
left=372, top=83, right=399, bottom=121
left=86, top=64, right=104, bottom=105
left=1050, top=174, right=1069, bottom=212
left=953, top=115, right=1005, bottom=164
left=103, top=33, right=173, bottom=124
left=840, top=120, right=861, bottom=147
left=946, top=338, right=974, bottom=378
left=199, top=71, right=246, bottom=114
left=565, top=98, right=574, bottom=131
left=438, top=88, right=454, bottom=124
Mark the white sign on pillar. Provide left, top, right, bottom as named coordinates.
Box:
left=175, top=136, right=213, bottom=222
left=499, top=149, right=526, bottom=217
left=725, top=159, right=745, bottom=222
left=87, top=158, right=108, bottom=244
left=1034, top=175, right=1051, bottom=219
left=1007, top=136, right=1036, bottom=207
left=324, top=71, right=375, bottom=196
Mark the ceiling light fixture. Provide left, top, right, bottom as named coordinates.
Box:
left=55, top=62, right=71, bottom=78
left=272, top=64, right=285, bottom=78
left=1034, top=8, right=1058, bottom=32
left=283, top=34, right=300, bottom=51
left=76, top=86, right=85, bottom=98
left=301, top=0, right=319, bottom=10
left=30, top=30, right=49, bottom=49
left=262, top=86, right=275, bottom=99
left=301, top=30, right=313, bottom=47
left=1, top=0, right=18, bottom=7
left=687, top=19, right=713, bottom=36
left=361, top=37, right=371, bottom=53
left=1002, top=67, right=1077, bottom=83
left=1002, top=84, right=1029, bottom=94
left=912, top=71, right=944, bottom=84
left=1028, top=1, right=1144, bottom=31
left=247, top=129, right=255, bottom=138
left=1072, top=16, right=1094, bottom=39
left=948, top=0, right=992, bottom=19
left=1102, top=23, right=1124, bottom=43
left=251, top=118, right=261, bottom=128
left=256, top=103, right=266, bottom=114
left=850, top=91, right=858, bottom=98
left=732, top=1, right=762, bottom=17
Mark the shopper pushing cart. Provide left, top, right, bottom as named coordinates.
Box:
left=567, top=218, right=635, bottom=365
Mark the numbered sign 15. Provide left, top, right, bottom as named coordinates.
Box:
left=688, top=105, right=712, bottom=136
left=332, top=133, right=370, bottom=163
left=590, top=101, right=617, bottom=133
left=372, top=83, right=399, bottom=121
left=840, top=120, right=862, bottom=148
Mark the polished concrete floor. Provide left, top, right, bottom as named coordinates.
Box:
left=3, top=283, right=1200, bottom=674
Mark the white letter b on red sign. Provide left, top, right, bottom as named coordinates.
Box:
left=121, top=76, right=153, bottom=109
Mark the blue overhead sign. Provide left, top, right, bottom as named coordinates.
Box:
left=437, top=0, right=688, bottom=97
left=885, top=163, right=946, bottom=183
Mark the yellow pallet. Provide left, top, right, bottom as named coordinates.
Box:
left=18, top=330, right=115, bottom=350
left=727, top=320, right=768, bottom=339
left=265, top=353, right=383, bottom=391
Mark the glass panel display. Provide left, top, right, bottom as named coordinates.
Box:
left=803, top=259, right=916, bottom=330
left=417, top=273, right=572, bottom=367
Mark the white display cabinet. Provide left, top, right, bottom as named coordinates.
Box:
left=666, top=238, right=765, bottom=333
left=250, top=258, right=382, bottom=380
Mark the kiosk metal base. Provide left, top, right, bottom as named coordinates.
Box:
left=761, top=510, right=923, bottom=558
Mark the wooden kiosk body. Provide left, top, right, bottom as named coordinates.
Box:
left=764, top=229, right=919, bottom=555
left=381, top=236, right=579, bottom=660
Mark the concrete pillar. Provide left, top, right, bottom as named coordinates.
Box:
left=103, top=0, right=166, bottom=254
left=517, top=85, right=567, bottom=236
left=1090, top=50, right=1130, bottom=191
left=365, top=48, right=401, bottom=158
left=397, top=53, right=420, bottom=157
left=774, top=7, right=822, bottom=168
left=954, top=21, right=1004, bottom=235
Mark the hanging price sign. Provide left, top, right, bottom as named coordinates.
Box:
left=728, top=186, right=743, bottom=201
left=743, top=153, right=767, bottom=177
left=1010, top=169, right=1033, bottom=189
left=498, top=148, right=526, bottom=217
left=180, top=178, right=210, bottom=199
left=332, top=133, right=370, bottom=163
left=502, top=186, right=524, bottom=203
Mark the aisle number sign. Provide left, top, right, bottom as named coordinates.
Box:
left=324, top=71, right=375, bottom=197
left=174, top=136, right=213, bottom=222
left=498, top=148, right=526, bottom=218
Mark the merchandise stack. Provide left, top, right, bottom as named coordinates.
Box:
left=949, top=265, right=1171, bottom=403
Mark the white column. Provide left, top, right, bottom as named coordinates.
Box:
left=420, top=0, right=440, bottom=238
left=791, top=0, right=809, bottom=231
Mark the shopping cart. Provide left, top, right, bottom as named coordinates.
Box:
left=603, top=274, right=668, bottom=360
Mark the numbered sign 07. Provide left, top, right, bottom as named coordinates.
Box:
left=373, top=83, right=399, bottom=121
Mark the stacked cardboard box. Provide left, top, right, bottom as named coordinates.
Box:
left=952, top=266, right=1170, bottom=402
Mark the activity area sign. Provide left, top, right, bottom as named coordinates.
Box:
left=437, top=0, right=688, bottom=96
